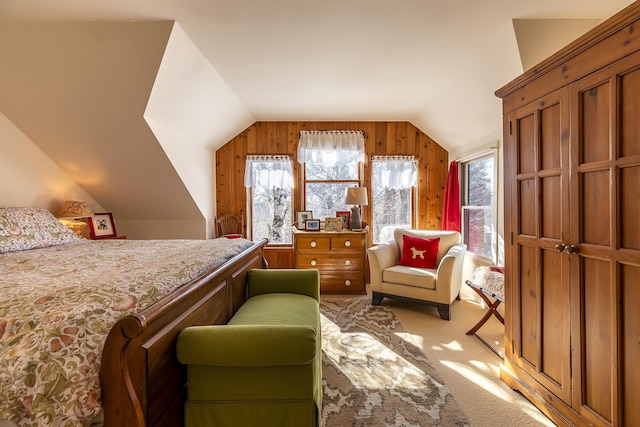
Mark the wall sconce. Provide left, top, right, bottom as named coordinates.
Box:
left=57, top=200, right=93, bottom=237
left=344, top=187, right=368, bottom=230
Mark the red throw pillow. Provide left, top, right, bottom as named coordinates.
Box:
left=398, top=235, right=440, bottom=268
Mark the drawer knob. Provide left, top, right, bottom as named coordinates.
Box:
left=344, top=240, right=351, bottom=247
left=344, top=259, right=351, bottom=266
left=310, top=241, right=317, bottom=248
left=310, top=259, right=317, bottom=266
left=345, top=280, right=351, bottom=286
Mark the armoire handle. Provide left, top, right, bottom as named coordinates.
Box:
left=565, top=245, right=580, bottom=255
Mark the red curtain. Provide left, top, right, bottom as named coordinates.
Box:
left=442, top=161, right=461, bottom=232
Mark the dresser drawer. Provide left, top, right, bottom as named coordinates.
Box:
left=321, top=273, right=365, bottom=292
left=297, top=236, right=330, bottom=250
left=331, top=236, right=365, bottom=250
left=297, top=253, right=363, bottom=270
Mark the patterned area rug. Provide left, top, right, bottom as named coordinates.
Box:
left=320, top=298, right=472, bottom=426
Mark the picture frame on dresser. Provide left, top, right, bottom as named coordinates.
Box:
left=336, top=211, right=350, bottom=229
left=89, top=212, right=117, bottom=239
left=304, top=218, right=320, bottom=231
left=324, top=217, right=342, bottom=232
left=296, top=210, right=313, bottom=229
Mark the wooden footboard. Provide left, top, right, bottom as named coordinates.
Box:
left=100, top=239, right=268, bottom=427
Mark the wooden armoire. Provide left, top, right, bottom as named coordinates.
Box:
left=496, top=2, right=640, bottom=426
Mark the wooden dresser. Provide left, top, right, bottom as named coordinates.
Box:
left=496, top=2, right=640, bottom=426
left=293, top=228, right=367, bottom=294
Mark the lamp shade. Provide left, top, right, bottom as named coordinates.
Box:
left=57, top=201, right=93, bottom=219
left=344, top=187, right=368, bottom=206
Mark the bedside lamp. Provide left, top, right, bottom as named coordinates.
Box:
left=57, top=200, right=93, bottom=237
left=344, top=187, right=368, bottom=230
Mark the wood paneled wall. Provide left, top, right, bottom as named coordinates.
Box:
left=216, top=121, right=449, bottom=265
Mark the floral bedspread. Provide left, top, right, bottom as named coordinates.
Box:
left=0, top=238, right=254, bottom=427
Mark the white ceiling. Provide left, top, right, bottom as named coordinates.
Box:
left=1, top=0, right=634, bottom=153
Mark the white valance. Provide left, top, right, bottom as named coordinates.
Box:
left=244, top=155, right=293, bottom=189
left=372, top=155, right=418, bottom=189
left=297, top=130, right=365, bottom=164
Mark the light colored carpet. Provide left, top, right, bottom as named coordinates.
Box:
left=321, top=298, right=472, bottom=426
left=322, top=291, right=555, bottom=427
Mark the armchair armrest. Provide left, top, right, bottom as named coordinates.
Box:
left=435, top=243, right=467, bottom=301
left=247, top=268, right=320, bottom=301
left=367, top=240, right=400, bottom=289
left=177, top=324, right=317, bottom=367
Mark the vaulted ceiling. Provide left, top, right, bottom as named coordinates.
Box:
left=0, top=0, right=634, bottom=233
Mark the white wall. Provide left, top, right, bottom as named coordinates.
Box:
left=144, top=22, right=254, bottom=238
left=0, top=112, right=103, bottom=214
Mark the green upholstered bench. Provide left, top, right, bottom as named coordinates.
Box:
left=176, top=269, right=322, bottom=427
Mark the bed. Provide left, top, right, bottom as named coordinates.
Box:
left=0, top=207, right=268, bottom=427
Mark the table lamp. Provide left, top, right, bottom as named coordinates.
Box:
left=57, top=200, right=93, bottom=236
left=344, top=187, right=368, bottom=230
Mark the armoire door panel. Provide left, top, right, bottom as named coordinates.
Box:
left=580, top=82, right=611, bottom=165
left=622, top=263, right=640, bottom=427
left=541, top=176, right=561, bottom=240
left=517, top=113, right=536, bottom=175
left=517, top=244, right=539, bottom=367
left=620, top=165, right=640, bottom=250
left=540, top=248, right=567, bottom=387
left=620, top=68, right=640, bottom=158
left=581, top=257, right=613, bottom=423
left=540, top=103, right=562, bottom=170
left=581, top=170, right=611, bottom=246
left=518, top=179, right=536, bottom=237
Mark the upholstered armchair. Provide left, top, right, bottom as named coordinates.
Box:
left=367, top=229, right=466, bottom=320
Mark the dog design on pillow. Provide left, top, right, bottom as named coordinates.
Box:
left=410, top=246, right=426, bottom=259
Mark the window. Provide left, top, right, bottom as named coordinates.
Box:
left=244, top=155, right=293, bottom=244
left=371, top=156, right=417, bottom=243
left=298, top=131, right=364, bottom=219
left=461, top=153, right=496, bottom=261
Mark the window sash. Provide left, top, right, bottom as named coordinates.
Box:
left=460, top=152, right=497, bottom=261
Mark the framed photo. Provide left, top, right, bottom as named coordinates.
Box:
left=89, top=212, right=117, bottom=239
left=324, top=217, right=343, bottom=232
left=296, top=210, right=313, bottom=229
left=304, top=218, right=321, bottom=231
left=336, top=211, right=350, bottom=229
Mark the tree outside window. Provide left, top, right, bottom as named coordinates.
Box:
left=245, top=155, right=293, bottom=244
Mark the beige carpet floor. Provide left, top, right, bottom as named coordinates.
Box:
left=322, top=290, right=555, bottom=427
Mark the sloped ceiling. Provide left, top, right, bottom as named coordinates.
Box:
left=0, top=0, right=635, bottom=231
left=0, top=22, right=202, bottom=220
